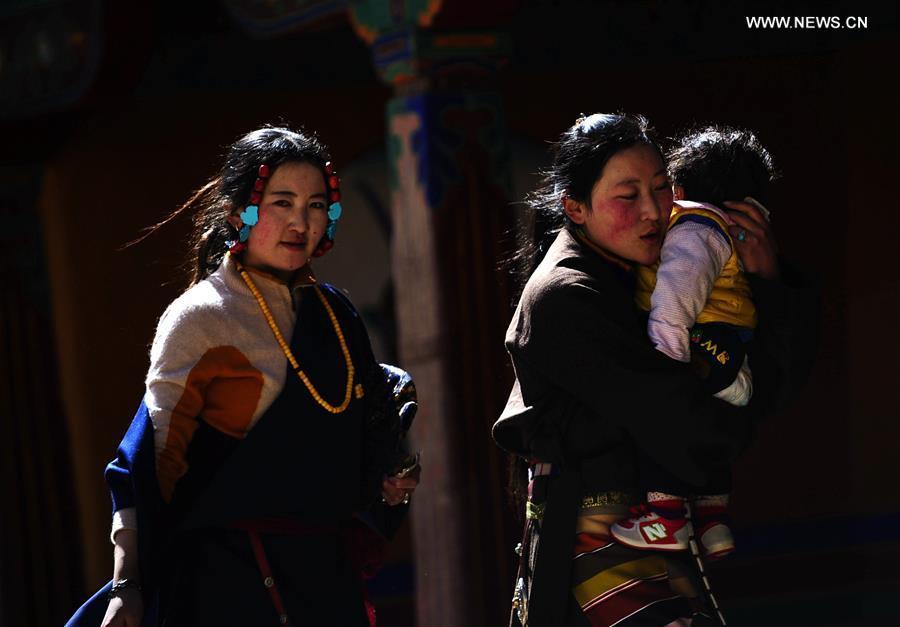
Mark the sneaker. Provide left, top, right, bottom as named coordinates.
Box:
left=610, top=508, right=690, bottom=551
left=698, top=522, right=734, bottom=560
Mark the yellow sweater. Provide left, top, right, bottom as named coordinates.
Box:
left=635, top=202, right=757, bottom=329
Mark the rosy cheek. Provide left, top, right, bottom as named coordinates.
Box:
left=257, top=222, right=275, bottom=237
left=249, top=215, right=277, bottom=241
left=604, top=201, right=639, bottom=236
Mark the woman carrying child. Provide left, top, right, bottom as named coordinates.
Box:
left=494, top=113, right=816, bottom=626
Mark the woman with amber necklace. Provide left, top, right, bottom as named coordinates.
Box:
left=67, top=126, right=420, bottom=627
left=494, top=114, right=816, bottom=626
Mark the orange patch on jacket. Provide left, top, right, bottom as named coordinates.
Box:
left=157, top=346, right=264, bottom=502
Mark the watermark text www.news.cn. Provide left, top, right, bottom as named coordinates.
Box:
left=746, top=16, right=868, bottom=29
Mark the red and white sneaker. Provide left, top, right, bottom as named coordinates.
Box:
left=610, top=509, right=690, bottom=551
left=698, top=522, right=735, bottom=560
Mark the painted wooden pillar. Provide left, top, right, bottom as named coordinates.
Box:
left=351, top=4, right=518, bottom=625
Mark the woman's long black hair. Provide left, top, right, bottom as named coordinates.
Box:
left=133, top=126, right=331, bottom=286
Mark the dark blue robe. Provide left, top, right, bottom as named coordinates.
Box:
left=67, top=284, right=415, bottom=627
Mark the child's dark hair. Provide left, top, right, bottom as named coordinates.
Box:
left=510, top=113, right=663, bottom=282
left=137, top=126, right=331, bottom=286
left=667, top=125, right=778, bottom=208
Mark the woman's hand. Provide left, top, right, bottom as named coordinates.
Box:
left=101, top=588, right=143, bottom=627
left=723, top=198, right=780, bottom=281
left=104, top=528, right=141, bottom=626
left=381, top=464, right=421, bottom=506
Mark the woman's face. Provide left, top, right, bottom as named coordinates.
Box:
left=234, top=161, right=329, bottom=280
left=568, top=143, right=673, bottom=265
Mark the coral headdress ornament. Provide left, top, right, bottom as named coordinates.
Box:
left=314, top=160, right=342, bottom=257
left=226, top=161, right=344, bottom=257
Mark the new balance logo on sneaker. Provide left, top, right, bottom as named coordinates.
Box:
left=610, top=511, right=690, bottom=551
left=642, top=522, right=670, bottom=542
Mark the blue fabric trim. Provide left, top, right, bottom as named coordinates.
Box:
left=104, top=402, right=157, bottom=513
left=65, top=581, right=111, bottom=627
left=672, top=214, right=730, bottom=247
left=71, top=401, right=162, bottom=626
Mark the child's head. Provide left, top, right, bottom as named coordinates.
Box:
left=186, top=126, right=340, bottom=284
left=667, top=126, right=777, bottom=208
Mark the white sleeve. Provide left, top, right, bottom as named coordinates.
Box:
left=713, top=356, right=753, bottom=406
left=648, top=221, right=732, bottom=362
left=110, top=507, right=138, bottom=544
left=145, top=295, right=220, bottom=504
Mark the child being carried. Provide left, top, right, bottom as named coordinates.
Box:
left=610, top=125, right=777, bottom=560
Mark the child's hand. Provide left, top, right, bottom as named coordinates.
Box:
left=723, top=198, right=780, bottom=280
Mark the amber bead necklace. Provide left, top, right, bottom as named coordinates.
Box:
left=236, top=259, right=361, bottom=414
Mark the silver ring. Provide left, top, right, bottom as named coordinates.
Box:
left=737, top=229, right=747, bottom=242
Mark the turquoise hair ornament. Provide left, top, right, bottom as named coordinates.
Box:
left=328, top=201, right=342, bottom=221
left=237, top=205, right=257, bottom=242
left=227, top=164, right=270, bottom=253
left=326, top=221, right=338, bottom=240
left=240, top=204, right=259, bottom=226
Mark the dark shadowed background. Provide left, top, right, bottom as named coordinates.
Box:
left=1, top=1, right=898, bottom=625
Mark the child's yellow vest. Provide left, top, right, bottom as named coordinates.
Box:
left=635, top=201, right=757, bottom=329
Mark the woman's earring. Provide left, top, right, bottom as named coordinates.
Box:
left=226, top=164, right=270, bottom=254
left=225, top=222, right=247, bottom=254
left=312, top=239, right=333, bottom=258
left=312, top=160, right=342, bottom=258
